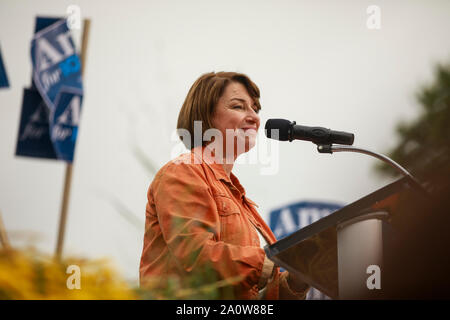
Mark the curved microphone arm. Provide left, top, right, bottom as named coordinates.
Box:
left=317, top=144, right=430, bottom=197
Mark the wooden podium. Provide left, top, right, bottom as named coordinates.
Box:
left=265, top=176, right=428, bottom=299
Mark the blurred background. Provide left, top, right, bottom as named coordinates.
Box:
left=0, top=0, right=449, bottom=297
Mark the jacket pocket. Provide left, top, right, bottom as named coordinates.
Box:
left=216, top=195, right=240, bottom=216
left=215, top=195, right=241, bottom=242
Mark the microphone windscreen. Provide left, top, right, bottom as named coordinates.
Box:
left=265, top=119, right=292, bottom=141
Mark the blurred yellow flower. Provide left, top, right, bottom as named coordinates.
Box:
left=0, top=248, right=243, bottom=300
left=0, top=248, right=137, bottom=300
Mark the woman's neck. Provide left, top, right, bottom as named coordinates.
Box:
left=222, top=163, right=233, bottom=178
left=203, top=144, right=235, bottom=178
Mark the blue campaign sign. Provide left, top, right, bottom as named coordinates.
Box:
left=15, top=88, right=58, bottom=159
left=269, top=200, right=342, bottom=300
left=20, top=17, right=84, bottom=163
left=34, top=17, right=63, bottom=34
left=30, top=18, right=83, bottom=111
left=269, top=201, right=342, bottom=240
left=0, top=44, right=9, bottom=88
left=49, top=88, right=83, bottom=162
left=31, top=17, right=62, bottom=91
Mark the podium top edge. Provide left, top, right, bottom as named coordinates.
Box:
left=266, top=176, right=413, bottom=258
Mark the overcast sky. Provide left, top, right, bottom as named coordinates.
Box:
left=1, top=0, right=450, bottom=283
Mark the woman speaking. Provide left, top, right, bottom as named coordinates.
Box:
left=139, top=72, right=309, bottom=299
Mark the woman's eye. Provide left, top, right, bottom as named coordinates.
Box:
left=232, top=105, right=259, bottom=114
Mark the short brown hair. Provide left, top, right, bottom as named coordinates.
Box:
left=177, top=71, right=261, bottom=149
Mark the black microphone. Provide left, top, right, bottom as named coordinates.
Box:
left=265, top=118, right=354, bottom=145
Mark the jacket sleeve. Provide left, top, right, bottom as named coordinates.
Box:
left=278, top=271, right=310, bottom=300
left=152, top=161, right=267, bottom=294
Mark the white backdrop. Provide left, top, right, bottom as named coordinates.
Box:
left=1, top=0, right=450, bottom=284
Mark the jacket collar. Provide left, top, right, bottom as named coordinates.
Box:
left=191, top=145, right=246, bottom=196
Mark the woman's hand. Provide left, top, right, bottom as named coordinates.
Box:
left=287, top=272, right=310, bottom=293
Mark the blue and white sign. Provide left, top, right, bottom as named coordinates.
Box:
left=30, top=18, right=83, bottom=112
left=269, top=200, right=342, bottom=300
left=34, top=17, right=62, bottom=34
left=270, top=201, right=342, bottom=239
left=16, top=88, right=58, bottom=159
left=50, top=88, right=83, bottom=162
left=17, top=17, right=84, bottom=163
left=31, top=17, right=62, bottom=90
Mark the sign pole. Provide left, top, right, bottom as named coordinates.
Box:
left=0, top=210, right=11, bottom=250
left=55, top=18, right=90, bottom=260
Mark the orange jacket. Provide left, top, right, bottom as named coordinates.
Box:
left=139, top=146, right=307, bottom=299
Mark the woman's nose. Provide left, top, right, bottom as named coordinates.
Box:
left=245, top=112, right=260, bottom=128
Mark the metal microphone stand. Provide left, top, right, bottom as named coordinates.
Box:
left=316, top=144, right=430, bottom=198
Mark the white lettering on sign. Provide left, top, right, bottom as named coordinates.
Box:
left=56, top=95, right=81, bottom=126
left=20, top=124, right=46, bottom=141
left=41, top=68, right=61, bottom=91
left=35, top=29, right=75, bottom=73
left=299, top=208, right=322, bottom=227
left=52, top=126, right=72, bottom=140
left=35, top=38, right=64, bottom=71
left=273, top=208, right=297, bottom=238
left=56, top=32, right=76, bottom=56
left=20, top=104, right=48, bottom=141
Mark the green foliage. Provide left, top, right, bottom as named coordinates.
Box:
left=137, top=264, right=242, bottom=300
left=376, top=63, right=450, bottom=179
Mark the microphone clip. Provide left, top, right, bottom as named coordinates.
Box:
left=288, top=121, right=296, bottom=142
left=317, top=144, right=333, bottom=154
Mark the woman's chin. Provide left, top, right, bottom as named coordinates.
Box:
left=239, top=136, right=256, bottom=154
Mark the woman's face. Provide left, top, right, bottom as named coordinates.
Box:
left=211, top=81, right=260, bottom=159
